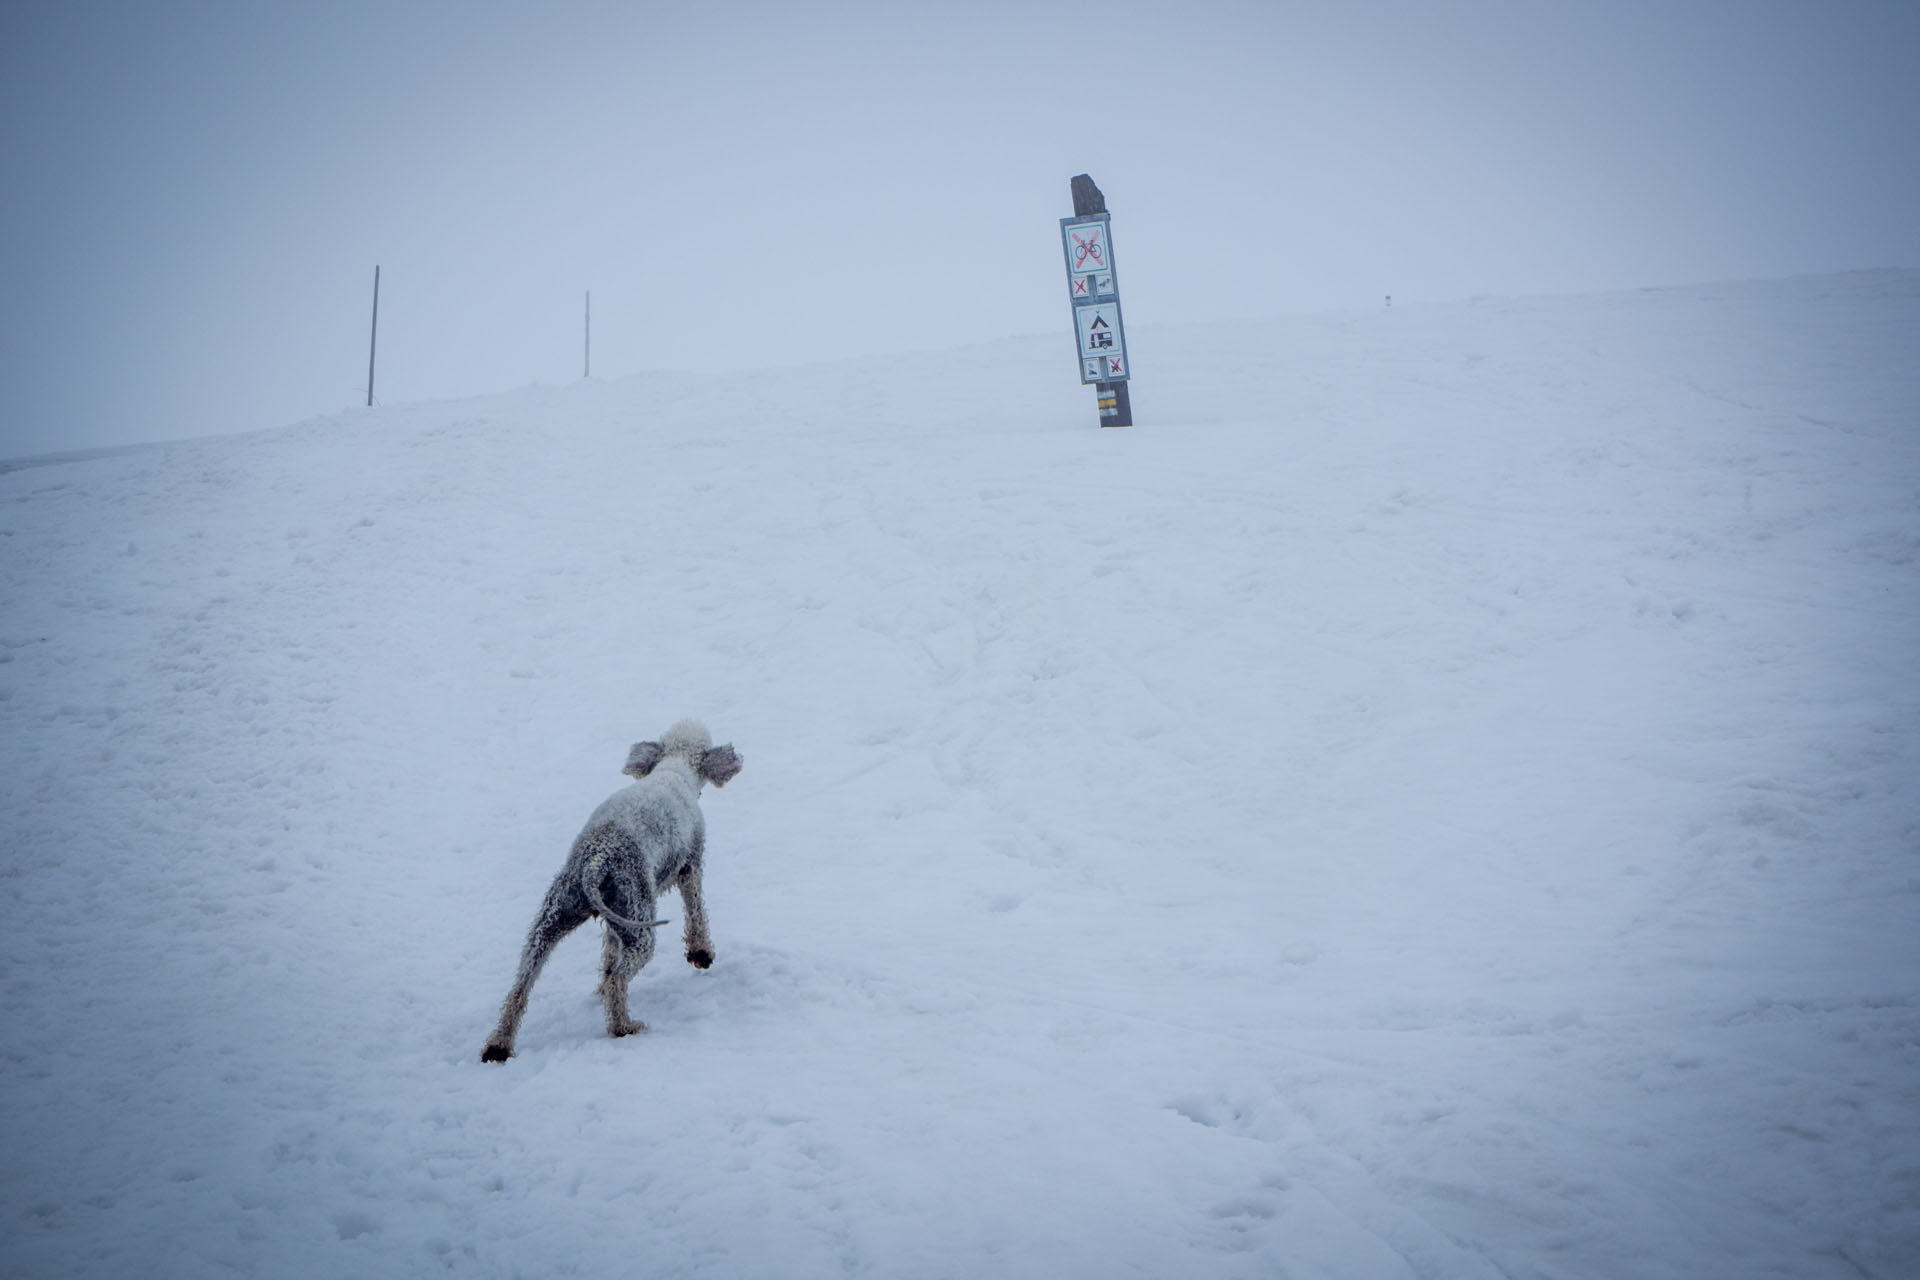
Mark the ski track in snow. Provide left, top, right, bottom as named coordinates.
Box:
left=3, top=272, right=1918, bottom=1278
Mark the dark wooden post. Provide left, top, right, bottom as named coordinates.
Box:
left=1069, top=174, right=1106, bottom=218
left=366, top=265, right=380, bottom=408
left=1062, top=175, right=1133, bottom=427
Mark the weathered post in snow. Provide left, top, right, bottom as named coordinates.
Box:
left=1061, top=174, right=1132, bottom=427
left=366, top=265, right=380, bottom=408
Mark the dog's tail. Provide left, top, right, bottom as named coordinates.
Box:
left=580, top=852, right=669, bottom=934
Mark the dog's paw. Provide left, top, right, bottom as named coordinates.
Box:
left=480, top=1043, right=512, bottom=1063
left=609, top=1019, right=648, bottom=1037
left=686, top=947, right=714, bottom=969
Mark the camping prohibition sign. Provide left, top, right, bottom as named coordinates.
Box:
left=1060, top=173, right=1132, bottom=427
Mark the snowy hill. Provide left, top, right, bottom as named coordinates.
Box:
left=3, top=272, right=1917, bottom=1278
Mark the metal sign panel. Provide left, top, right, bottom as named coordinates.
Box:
left=1063, top=219, right=1110, bottom=273
left=1074, top=303, right=1127, bottom=381
left=1069, top=269, right=1116, bottom=300
left=1060, top=213, right=1129, bottom=384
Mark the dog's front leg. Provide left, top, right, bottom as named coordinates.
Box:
left=677, top=863, right=714, bottom=969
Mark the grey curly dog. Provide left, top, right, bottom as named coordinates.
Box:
left=481, top=720, right=743, bottom=1062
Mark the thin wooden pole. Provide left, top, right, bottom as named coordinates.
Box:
left=367, top=265, right=380, bottom=407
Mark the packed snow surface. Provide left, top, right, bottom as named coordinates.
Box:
left=4, top=273, right=1918, bottom=1278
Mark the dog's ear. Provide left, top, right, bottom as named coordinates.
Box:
left=698, top=744, right=743, bottom=788
left=623, top=741, right=665, bottom=778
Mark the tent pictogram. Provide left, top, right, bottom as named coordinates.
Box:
left=1074, top=302, right=1126, bottom=367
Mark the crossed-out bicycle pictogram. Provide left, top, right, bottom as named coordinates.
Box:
left=1071, top=229, right=1106, bottom=269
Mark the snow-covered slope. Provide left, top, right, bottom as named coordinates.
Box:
left=4, top=272, right=1917, bottom=1278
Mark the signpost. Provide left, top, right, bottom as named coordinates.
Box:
left=1061, top=174, right=1132, bottom=427
left=366, top=265, right=380, bottom=408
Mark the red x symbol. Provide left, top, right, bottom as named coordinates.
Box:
left=1072, top=276, right=1089, bottom=296
left=1071, top=230, right=1105, bottom=269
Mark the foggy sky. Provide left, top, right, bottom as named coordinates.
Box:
left=3, top=0, right=1917, bottom=457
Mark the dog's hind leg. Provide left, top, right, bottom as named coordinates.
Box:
left=598, top=874, right=657, bottom=1037
left=481, top=879, right=590, bottom=1062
